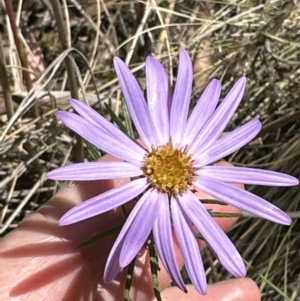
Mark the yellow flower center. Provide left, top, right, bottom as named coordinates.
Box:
left=142, top=142, right=195, bottom=196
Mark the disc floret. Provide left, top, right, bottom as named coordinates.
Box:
left=142, top=142, right=194, bottom=196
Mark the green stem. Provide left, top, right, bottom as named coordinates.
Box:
left=148, top=236, right=162, bottom=301
left=124, top=259, right=135, bottom=301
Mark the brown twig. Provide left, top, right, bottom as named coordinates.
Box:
left=4, top=0, right=39, bottom=118
left=0, top=31, right=14, bottom=119
left=49, top=0, right=84, bottom=162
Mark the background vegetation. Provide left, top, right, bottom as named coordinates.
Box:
left=0, top=0, right=299, bottom=300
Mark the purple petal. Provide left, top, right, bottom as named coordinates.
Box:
left=71, top=99, right=147, bottom=153
left=189, top=77, right=247, bottom=154
left=119, top=189, right=160, bottom=267
left=70, top=99, right=112, bottom=135
left=146, top=57, right=170, bottom=144
left=56, top=111, right=146, bottom=163
left=194, top=176, right=292, bottom=225
left=194, top=118, right=261, bottom=166
left=153, top=194, right=186, bottom=292
left=104, top=192, right=156, bottom=282
left=59, top=178, right=148, bottom=225
left=104, top=235, right=125, bottom=283
left=179, top=190, right=246, bottom=277
left=47, top=161, right=143, bottom=181
left=183, top=79, right=221, bottom=146
left=170, top=49, right=193, bottom=145
left=198, top=166, right=299, bottom=186
left=114, top=57, right=159, bottom=149
left=171, top=196, right=207, bottom=294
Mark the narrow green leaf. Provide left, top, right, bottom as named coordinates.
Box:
left=245, top=259, right=292, bottom=301
left=208, top=211, right=242, bottom=218
left=104, top=102, right=128, bottom=134
left=201, top=199, right=227, bottom=205
left=85, top=140, right=101, bottom=160
left=76, top=223, right=123, bottom=249
left=121, top=97, right=134, bottom=138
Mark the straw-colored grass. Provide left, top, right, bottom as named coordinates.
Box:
left=1, top=1, right=299, bottom=300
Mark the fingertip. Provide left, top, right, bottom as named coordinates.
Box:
left=155, top=278, right=260, bottom=301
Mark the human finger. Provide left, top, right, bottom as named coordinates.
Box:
left=155, top=278, right=261, bottom=301
left=0, top=156, right=242, bottom=301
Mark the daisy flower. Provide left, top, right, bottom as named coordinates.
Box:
left=47, top=49, right=299, bottom=294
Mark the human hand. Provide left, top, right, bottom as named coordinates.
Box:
left=0, top=155, right=261, bottom=301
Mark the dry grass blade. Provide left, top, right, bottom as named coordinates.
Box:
left=1, top=1, right=300, bottom=300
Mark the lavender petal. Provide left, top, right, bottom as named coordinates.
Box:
left=104, top=191, right=155, bottom=282
left=47, top=161, right=143, bottom=181
left=104, top=236, right=124, bottom=283
left=56, top=111, right=146, bottom=163
left=119, top=189, right=160, bottom=267
left=71, top=99, right=148, bottom=155
left=183, top=79, right=221, bottom=146
left=70, top=99, right=140, bottom=146
left=171, top=196, right=207, bottom=294
left=114, top=57, right=159, bottom=149
left=179, top=190, right=246, bottom=277
left=153, top=193, right=186, bottom=292
left=170, top=49, right=193, bottom=145
left=146, top=57, right=170, bottom=144
left=59, top=178, right=148, bottom=225
left=70, top=99, right=111, bottom=134
left=189, top=77, right=247, bottom=154
left=198, top=166, right=299, bottom=186
left=194, top=176, right=292, bottom=225
left=194, top=118, right=261, bottom=166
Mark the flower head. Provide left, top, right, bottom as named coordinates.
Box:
left=47, top=49, right=299, bottom=294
